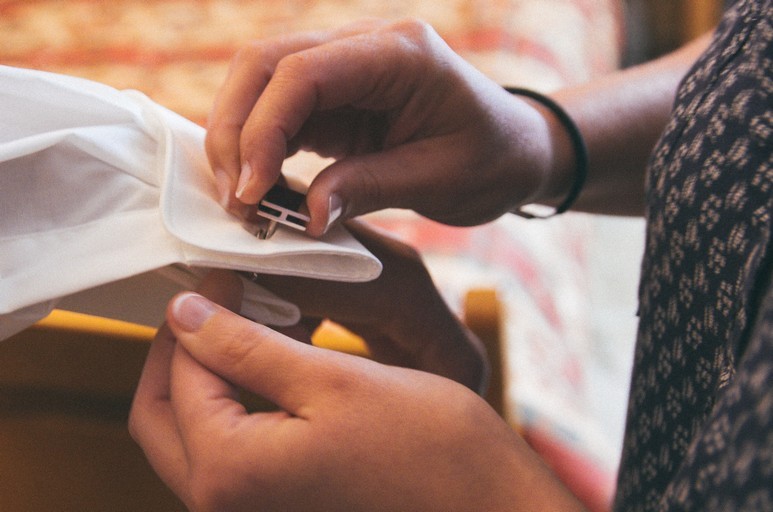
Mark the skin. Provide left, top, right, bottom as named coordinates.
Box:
left=205, top=19, right=711, bottom=232
left=205, top=19, right=552, bottom=233
left=132, top=18, right=714, bottom=511
left=129, top=261, right=583, bottom=512
left=251, top=222, right=488, bottom=393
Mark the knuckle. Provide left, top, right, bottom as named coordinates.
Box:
left=203, top=127, right=226, bottom=160
left=321, top=355, right=388, bottom=400
left=203, top=107, right=236, bottom=154
left=215, top=325, right=262, bottom=366
left=355, top=164, right=386, bottom=210
left=126, top=395, right=156, bottom=445
left=208, top=321, right=274, bottom=380
left=317, top=361, right=361, bottom=397
left=230, top=41, right=272, bottom=74
left=384, top=18, right=437, bottom=50
left=272, top=51, right=315, bottom=89
left=451, top=383, right=491, bottom=422
left=126, top=408, right=142, bottom=442
left=387, top=17, right=432, bottom=39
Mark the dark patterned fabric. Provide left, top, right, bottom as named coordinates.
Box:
left=613, top=1, right=773, bottom=510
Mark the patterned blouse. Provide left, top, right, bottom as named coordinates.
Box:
left=613, top=0, right=772, bottom=510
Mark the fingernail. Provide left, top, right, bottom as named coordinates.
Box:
left=235, top=161, right=253, bottom=199
left=324, top=193, right=344, bottom=233
left=214, top=169, right=232, bottom=208
left=172, top=293, right=217, bottom=332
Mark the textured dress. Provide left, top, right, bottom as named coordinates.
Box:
left=613, top=0, right=773, bottom=510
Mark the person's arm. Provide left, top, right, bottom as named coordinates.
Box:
left=543, top=34, right=714, bottom=215
left=205, top=20, right=712, bottom=230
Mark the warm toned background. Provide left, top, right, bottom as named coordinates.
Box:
left=1, top=0, right=623, bottom=125
left=0, top=1, right=722, bottom=511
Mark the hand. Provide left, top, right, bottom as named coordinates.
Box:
left=129, top=271, right=585, bottom=512
left=205, top=19, right=555, bottom=235
left=253, top=221, right=488, bottom=393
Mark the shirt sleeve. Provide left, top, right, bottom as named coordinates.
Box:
left=661, top=270, right=773, bottom=511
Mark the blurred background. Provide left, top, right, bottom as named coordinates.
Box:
left=623, top=0, right=723, bottom=65
left=0, top=0, right=723, bottom=123
left=0, top=1, right=724, bottom=511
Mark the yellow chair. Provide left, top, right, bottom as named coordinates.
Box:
left=0, top=312, right=185, bottom=511
left=0, top=290, right=504, bottom=512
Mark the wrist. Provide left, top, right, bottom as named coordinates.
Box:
left=505, top=87, right=588, bottom=219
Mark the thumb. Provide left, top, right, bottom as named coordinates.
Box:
left=303, top=144, right=450, bottom=236
left=166, top=292, right=321, bottom=414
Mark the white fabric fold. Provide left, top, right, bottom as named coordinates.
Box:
left=0, top=65, right=382, bottom=340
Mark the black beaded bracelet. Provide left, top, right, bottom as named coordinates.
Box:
left=504, top=86, right=588, bottom=219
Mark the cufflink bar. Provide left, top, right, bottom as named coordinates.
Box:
left=254, top=184, right=310, bottom=238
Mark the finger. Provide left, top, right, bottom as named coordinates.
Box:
left=166, top=292, right=330, bottom=415
left=169, top=269, right=246, bottom=412
left=169, top=341, right=267, bottom=465
left=303, top=140, right=462, bottom=235
left=128, top=270, right=244, bottom=493
left=235, top=22, right=436, bottom=206
left=205, top=31, right=332, bottom=210
left=206, top=19, right=391, bottom=210
left=129, top=322, right=191, bottom=497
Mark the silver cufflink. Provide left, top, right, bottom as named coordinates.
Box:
left=253, top=184, right=310, bottom=239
